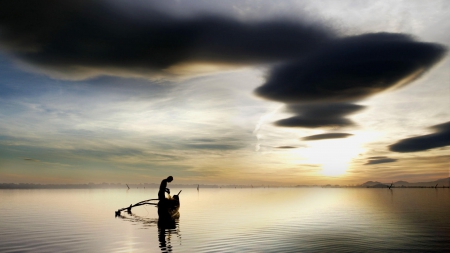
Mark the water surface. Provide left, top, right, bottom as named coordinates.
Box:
left=1, top=188, right=449, bottom=252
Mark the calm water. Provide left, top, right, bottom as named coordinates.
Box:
left=0, top=188, right=449, bottom=252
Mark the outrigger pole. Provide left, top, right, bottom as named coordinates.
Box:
left=115, top=198, right=159, bottom=217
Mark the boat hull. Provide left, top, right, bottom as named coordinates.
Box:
left=158, top=195, right=180, bottom=220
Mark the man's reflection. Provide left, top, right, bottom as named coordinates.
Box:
left=158, top=218, right=180, bottom=253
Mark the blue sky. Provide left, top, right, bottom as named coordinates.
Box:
left=0, top=0, right=449, bottom=185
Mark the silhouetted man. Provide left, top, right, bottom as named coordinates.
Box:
left=158, top=176, right=173, bottom=200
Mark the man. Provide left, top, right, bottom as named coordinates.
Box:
left=158, top=176, right=173, bottom=201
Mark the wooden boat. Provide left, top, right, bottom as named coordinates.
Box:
left=158, top=194, right=180, bottom=219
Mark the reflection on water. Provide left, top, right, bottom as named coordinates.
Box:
left=0, top=188, right=449, bottom=252
left=116, top=212, right=159, bottom=228
left=116, top=210, right=181, bottom=253
left=115, top=192, right=182, bottom=252
left=158, top=218, right=181, bottom=253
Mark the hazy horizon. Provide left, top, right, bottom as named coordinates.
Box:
left=1, top=176, right=449, bottom=188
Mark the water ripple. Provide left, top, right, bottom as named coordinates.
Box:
left=1, top=188, right=449, bottom=252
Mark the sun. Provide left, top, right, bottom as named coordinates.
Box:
left=300, top=131, right=377, bottom=177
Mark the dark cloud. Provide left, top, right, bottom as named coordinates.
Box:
left=286, top=103, right=365, bottom=117
left=275, top=103, right=365, bottom=128
left=275, top=146, right=298, bottom=149
left=389, top=121, right=450, bottom=152
left=431, top=121, right=450, bottom=132
left=0, top=0, right=333, bottom=79
left=24, top=158, right=39, bottom=162
left=255, top=33, right=446, bottom=103
left=301, top=133, right=352, bottom=141
left=367, top=156, right=388, bottom=159
left=275, top=117, right=353, bottom=128
left=364, top=157, right=397, bottom=165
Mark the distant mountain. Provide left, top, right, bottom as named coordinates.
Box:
left=397, top=177, right=450, bottom=187
left=361, top=177, right=450, bottom=187
left=360, top=181, right=385, bottom=187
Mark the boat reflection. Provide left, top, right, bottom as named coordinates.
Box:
left=158, top=217, right=181, bottom=253
left=116, top=209, right=181, bottom=252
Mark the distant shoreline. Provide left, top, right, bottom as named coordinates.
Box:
left=1, top=177, right=449, bottom=189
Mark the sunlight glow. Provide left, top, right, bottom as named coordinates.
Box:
left=321, top=161, right=350, bottom=176
left=299, top=131, right=380, bottom=177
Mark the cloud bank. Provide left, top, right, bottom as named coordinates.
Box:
left=389, top=121, right=450, bottom=152
left=0, top=0, right=333, bottom=79
left=1, top=1, right=447, bottom=151
left=364, top=157, right=397, bottom=165
left=256, top=33, right=446, bottom=144
left=275, top=103, right=365, bottom=128
left=275, top=146, right=298, bottom=149
left=1, top=2, right=445, bottom=94
left=301, top=133, right=352, bottom=141
left=255, top=33, right=446, bottom=103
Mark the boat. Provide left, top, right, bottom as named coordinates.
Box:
left=115, top=190, right=181, bottom=218
left=158, top=193, right=180, bottom=220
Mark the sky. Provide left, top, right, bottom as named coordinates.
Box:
left=0, top=0, right=449, bottom=186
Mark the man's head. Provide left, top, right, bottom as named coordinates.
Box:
left=167, top=176, right=173, bottom=182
